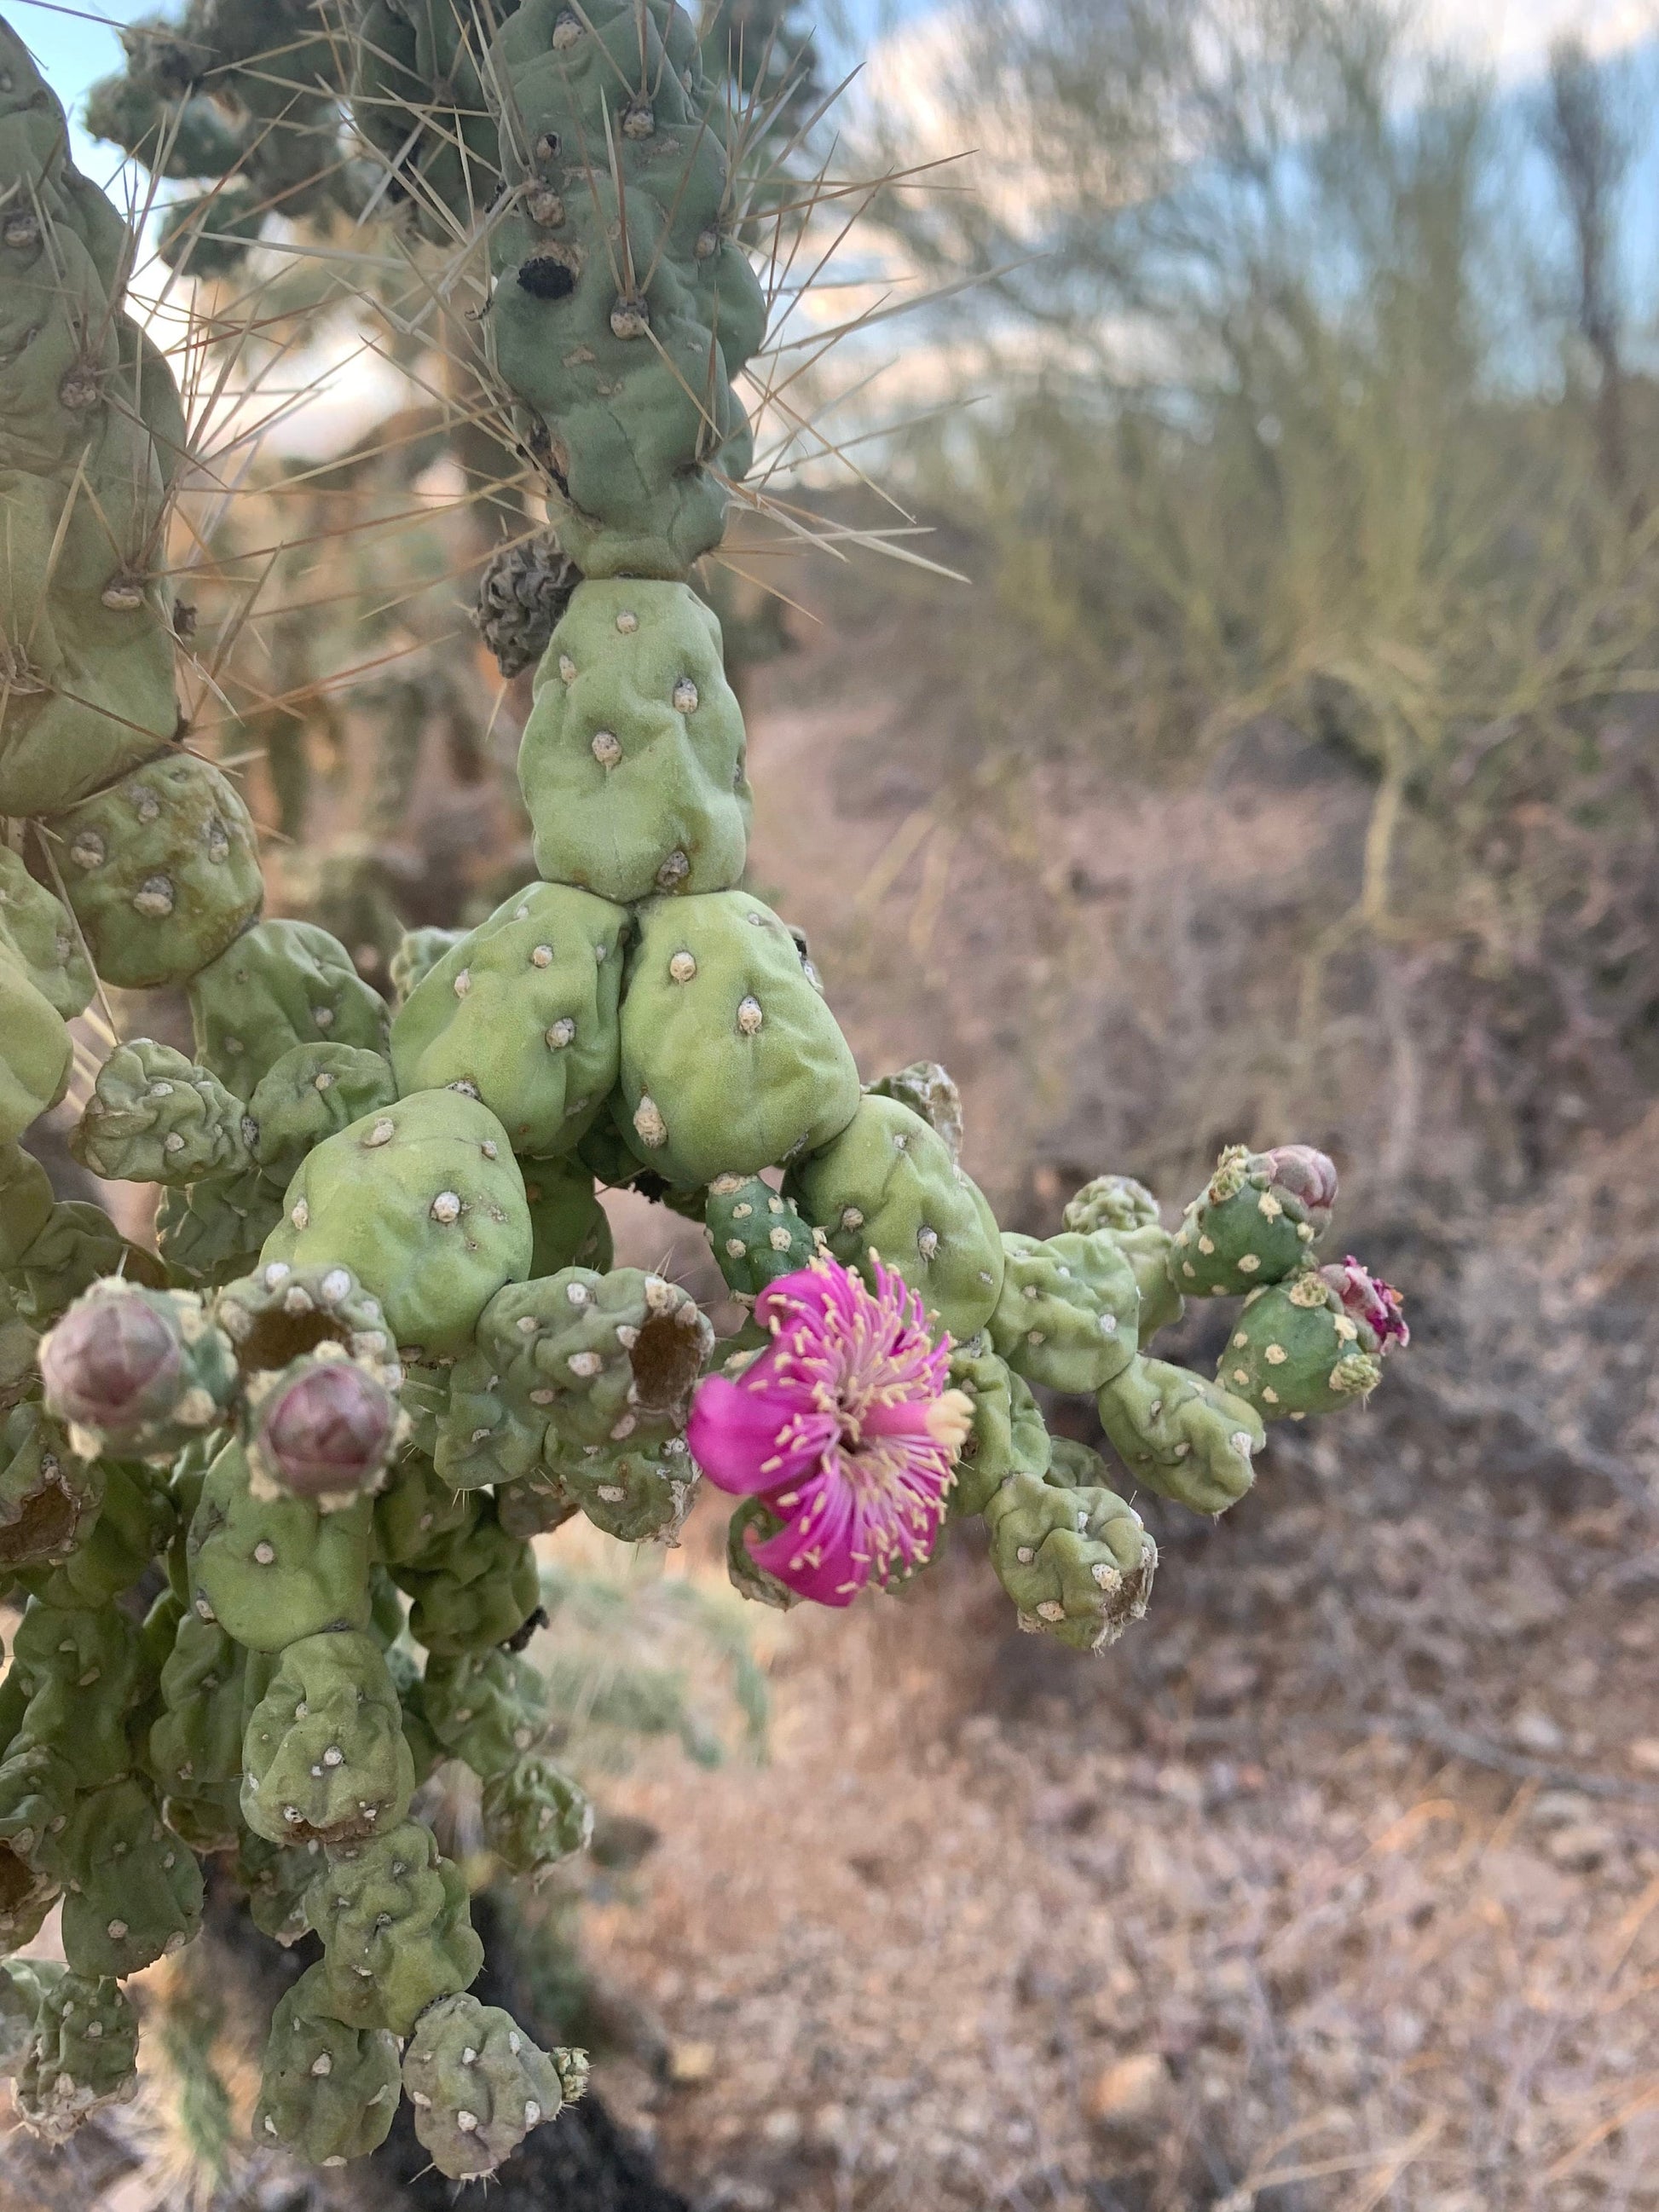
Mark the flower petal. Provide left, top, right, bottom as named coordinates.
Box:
left=687, top=1372, right=830, bottom=1495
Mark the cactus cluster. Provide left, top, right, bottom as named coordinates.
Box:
left=0, top=0, right=1407, bottom=2180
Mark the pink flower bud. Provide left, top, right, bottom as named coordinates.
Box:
left=39, top=1292, right=181, bottom=1436
left=1321, top=1256, right=1408, bottom=1352
left=1263, top=1145, right=1338, bottom=1226
left=257, top=1359, right=395, bottom=1498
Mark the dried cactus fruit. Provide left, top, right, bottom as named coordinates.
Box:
left=519, top=580, right=751, bottom=898
left=43, top=753, right=263, bottom=989
left=1095, top=1355, right=1265, bottom=1516
left=864, top=1061, right=964, bottom=1162
left=304, top=1816, right=483, bottom=2036
left=786, top=1095, right=1005, bottom=1340
left=389, top=881, right=627, bottom=1157
left=473, top=530, right=581, bottom=677
left=246, top=1043, right=397, bottom=1182
left=946, top=1338, right=1052, bottom=1517
left=188, top=918, right=388, bottom=1099
left=1170, top=1143, right=1338, bottom=1297
left=986, top=1230, right=1141, bottom=1395
left=56, top=1775, right=203, bottom=1977
left=985, top=1469, right=1156, bottom=1651
left=38, top=1279, right=238, bottom=1460
left=258, top=1090, right=533, bottom=1355
left=187, top=1439, right=377, bottom=1652
left=241, top=1632, right=415, bottom=1847
left=72, top=1038, right=251, bottom=1184
left=401, top=1989, right=568, bottom=2180
left=254, top=1962, right=401, bottom=2165
left=619, top=892, right=860, bottom=1186
left=11, top=1970, right=139, bottom=2142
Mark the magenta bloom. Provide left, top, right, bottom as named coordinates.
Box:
left=688, top=1258, right=973, bottom=1607
left=1321, top=1256, right=1409, bottom=1352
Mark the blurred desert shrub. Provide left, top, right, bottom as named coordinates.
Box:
left=851, top=0, right=1659, bottom=1205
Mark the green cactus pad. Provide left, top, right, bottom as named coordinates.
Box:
left=0, top=1745, right=72, bottom=1949
left=1219, top=1270, right=1384, bottom=1418
left=946, top=1340, right=1052, bottom=1517
left=187, top=1439, right=376, bottom=1652
left=44, top=753, right=263, bottom=989
left=149, top=1612, right=274, bottom=1847
left=706, top=1174, right=822, bottom=1300
left=305, top=1816, right=483, bottom=2036
left=418, top=1649, right=549, bottom=1781
left=19, top=1459, right=176, bottom=1609
left=390, top=881, right=627, bottom=1156
left=1062, top=1175, right=1160, bottom=1236
left=546, top=1430, right=700, bottom=1544
left=984, top=1470, right=1156, bottom=1651
left=401, top=1988, right=566, bottom=2180
left=0, top=950, right=72, bottom=1145
left=247, top=1043, right=397, bottom=1182
left=9, top=1602, right=147, bottom=1789
left=0, top=848, right=92, bottom=1019
left=1061, top=1176, right=1183, bottom=1335
left=8, top=1196, right=166, bottom=1331
left=487, top=3, right=765, bottom=576
left=1170, top=1144, right=1330, bottom=1297
left=188, top=918, right=389, bottom=1099
left=373, top=1451, right=474, bottom=1569
left=11, top=1971, right=139, bottom=2143
left=472, top=1265, right=713, bottom=1449
left=494, top=1463, right=581, bottom=1540
left=390, top=926, right=465, bottom=1004
left=523, top=1153, right=614, bottom=1275
left=240, top=1632, right=414, bottom=1848
left=259, top=1089, right=532, bottom=1355
left=619, top=892, right=860, bottom=1187
left=519, top=581, right=750, bottom=899
left=72, top=1039, right=251, bottom=1185
left=1095, top=1355, right=1265, bottom=1516
left=785, top=1095, right=1005, bottom=1340
left=155, top=1169, right=286, bottom=1291
left=239, top=1829, right=319, bottom=1949
left=254, top=1962, right=402, bottom=2165
left=987, top=1230, right=1141, bottom=1395
left=57, top=1776, right=203, bottom=1977
left=482, top=1754, right=593, bottom=1879
left=0, top=1141, right=55, bottom=1268
left=392, top=1497, right=542, bottom=1659
left=0, top=1959, right=61, bottom=2076
left=725, top=1495, right=798, bottom=1611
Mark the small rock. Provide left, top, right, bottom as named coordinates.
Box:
left=1084, top=2051, right=1171, bottom=2131
left=1512, top=1707, right=1565, bottom=1755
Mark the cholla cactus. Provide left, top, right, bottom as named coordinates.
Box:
left=0, top=0, right=1409, bottom=2182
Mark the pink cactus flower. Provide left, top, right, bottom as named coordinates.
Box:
left=1321, top=1256, right=1409, bottom=1352
left=688, top=1258, right=973, bottom=1606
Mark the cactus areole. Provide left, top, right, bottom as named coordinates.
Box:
left=0, top=0, right=1408, bottom=2180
